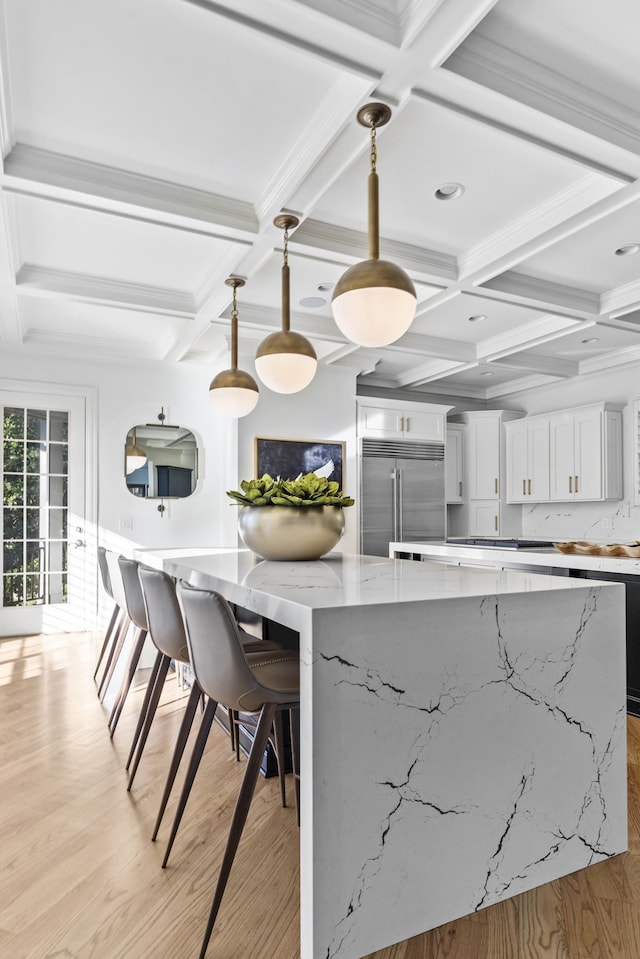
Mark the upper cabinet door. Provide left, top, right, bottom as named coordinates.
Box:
left=404, top=410, right=445, bottom=442
left=468, top=417, right=500, bottom=500
left=528, top=418, right=550, bottom=502
left=445, top=426, right=464, bottom=504
left=358, top=405, right=404, bottom=439
left=573, top=407, right=602, bottom=501
left=505, top=420, right=529, bottom=503
left=549, top=413, right=575, bottom=501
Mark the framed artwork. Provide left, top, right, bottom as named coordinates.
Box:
left=255, top=437, right=345, bottom=488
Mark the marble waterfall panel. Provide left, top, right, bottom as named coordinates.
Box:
left=302, top=584, right=627, bottom=959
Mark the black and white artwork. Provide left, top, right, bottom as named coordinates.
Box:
left=255, top=437, right=344, bottom=488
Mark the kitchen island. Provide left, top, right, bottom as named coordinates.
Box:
left=146, top=548, right=627, bottom=959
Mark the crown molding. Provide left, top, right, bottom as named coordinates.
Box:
left=293, top=217, right=458, bottom=281
left=16, top=264, right=197, bottom=317
left=23, top=327, right=165, bottom=359
left=181, top=0, right=384, bottom=79
left=446, top=33, right=640, bottom=154
left=3, top=143, right=259, bottom=237
left=488, top=353, right=579, bottom=378
left=397, top=358, right=477, bottom=389
left=484, top=373, right=557, bottom=400
left=602, top=278, right=640, bottom=317
left=255, top=74, right=370, bottom=224
left=460, top=173, right=620, bottom=279
left=481, top=271, right=600, bottom=313
left=294, top=0, right=400, bottom=45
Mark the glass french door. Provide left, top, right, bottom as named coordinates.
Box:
left=0, top=390, right=88, bottom=635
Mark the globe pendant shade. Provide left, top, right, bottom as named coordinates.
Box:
left=331, top=258, right=417, bottom=347
left=209, top=368, right=259, bottom=418
left=255, top=330, right=317, bottom=394
left=125, top=448, right=147, bottom=475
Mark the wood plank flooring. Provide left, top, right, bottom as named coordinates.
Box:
left=1, top=630, right=640, bottom=959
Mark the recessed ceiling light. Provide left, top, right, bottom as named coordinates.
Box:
left=614, top=244, right=640, bottom=256
left=480, top=371, right=494, bottom=377
left=581, top=337, right=600, bottom=344
left=299, top=296, right=326, bottom=308
left=468, top=314, right=487, bottom=323
left=317, top=282, right=334, bottom=292
left=435, top=182, right=465, bottom=201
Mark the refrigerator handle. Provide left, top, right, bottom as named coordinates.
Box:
left=398, top=468, right=404, bottom=541
left=391, top=468, right=399, bottom=541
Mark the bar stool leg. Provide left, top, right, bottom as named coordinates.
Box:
left=108, top=628, right=147, bottom=737
left=127, top=653, right=171, bottom=789
left=152, top=681, right=202, bottom=841
left=272, top=709, right=287, bottom=808
left=93, top=605, right=119, bottom=681
left=198, top=702, right=277, bottom=959
left=161, top=695, right=219, bottom=868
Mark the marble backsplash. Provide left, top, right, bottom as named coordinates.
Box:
left=523, top=498, right=640, bottom=543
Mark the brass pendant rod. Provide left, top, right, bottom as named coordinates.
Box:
left=230, top=286, right=238, bottom=370
left=368, top=171, right=379, bottom=261
left=282, top=261, right=290, bottom=333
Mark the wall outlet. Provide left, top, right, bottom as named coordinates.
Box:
left=119, top=516, right=133, bottom=531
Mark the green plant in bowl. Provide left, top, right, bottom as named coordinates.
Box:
left=227, top=472, right=355, bottom=508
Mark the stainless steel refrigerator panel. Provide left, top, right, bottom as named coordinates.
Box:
left=361, top=456, right=397, bottom=557
left=397, top=458, right=445, bottom=543
left=360, top=450, right=446, bottom=556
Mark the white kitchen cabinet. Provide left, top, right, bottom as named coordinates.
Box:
left=446, top=425, right=464, bottom=504
left=548, top=403, right=623, bottom=502
left=448, top=410, right=524, bottom=538
left=505, top=416, right=550, bottom=503
left=357, top=399, right=451, bottom=442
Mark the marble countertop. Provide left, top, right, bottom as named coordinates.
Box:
left=389, top=541, right=640, bottom=576
left=140, top=549, right=618, bottom=635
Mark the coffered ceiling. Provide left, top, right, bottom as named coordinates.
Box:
left=2, top=0, right=640, bottom=399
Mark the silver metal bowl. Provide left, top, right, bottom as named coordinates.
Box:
left=237, top=505, right=345, bottom=561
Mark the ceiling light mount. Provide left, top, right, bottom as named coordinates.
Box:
left=614, top=244, right=640, bottom=256
left=435, top=182, right=465, bottom=201
left=255, top=215, right=318, bottom=394
left=331, top=102, right=417, bottom=348
left=209, top=276, right=260, bottom=417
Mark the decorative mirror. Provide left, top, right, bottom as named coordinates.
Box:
left=124, top=412, right=198, bottom=499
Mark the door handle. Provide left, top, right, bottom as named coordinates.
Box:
left=391, top=469, right=398, bottom=542
left=459, top=480, right=462, bottom=497
left=575, top=475, right=579, bottom=493
left=528, top=479, right=531, bottom=495
left=398, top=470, right=404, bottom=541
left=569, top=476, right=573, bottom=494
left=522, top=479, right=526, bottom=495
left=74, top=539, right=86, bottom=549
left=494, top=515, right=498, bottom=531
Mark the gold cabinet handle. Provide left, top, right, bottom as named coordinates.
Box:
left=528, top=479, right=531, bottom=495
left=522, top=479, right=526, bottom=495
left=575, top=475, right=579, bottom=493
left=494, top=515, right=498, bottom=531
left=569, top=476, right=573, bottom=493
left=494, top=478, right=498, bottom=495
left=459, top=481, right=462, bottom=497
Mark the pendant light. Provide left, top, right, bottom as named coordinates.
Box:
left=125, top=427, right=147, bottom=475
left=209, top=277, right=259, bottom=418
left=255, top=214, right=317, bottom=394
left=331, top=103, right=417, bottom=348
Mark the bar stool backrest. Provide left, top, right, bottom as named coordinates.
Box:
left=118, top=556, right=148, bottom=632
left=105, top=551, right=128, bottom=613
left=97, top=546, right=113, bottom=600
left=138, top=565, right=189, bottom=663
left=176, top=581, right=268, bottom=712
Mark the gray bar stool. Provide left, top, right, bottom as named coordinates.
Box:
left=93, top=546, right=121, bottom=685
left=107, top=556, right=149, bottom=736
left=97, top=551, right=132, bottom=703
left=175, top=580, right=300, bottom=959
left=135, top=565, right=288, bottom=850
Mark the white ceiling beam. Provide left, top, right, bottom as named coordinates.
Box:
left=487, top=353, right=579, bottom=378
left=2, top=144, right=259, bottom=240
left=16, top=264, right=197, bottom=317
left=480, top=271, right=600, bottom=314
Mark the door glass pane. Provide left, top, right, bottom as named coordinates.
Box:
left=2, top=407, right=70, bottom=608
left=4, top=408, right=24, bottom=439
left=26, top=410, right=47, bottom=441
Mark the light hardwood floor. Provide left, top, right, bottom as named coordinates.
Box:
left=1, top=630, right=640, bottom=959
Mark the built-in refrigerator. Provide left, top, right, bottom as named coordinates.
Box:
left=360, top=438, right=446, bottom=556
